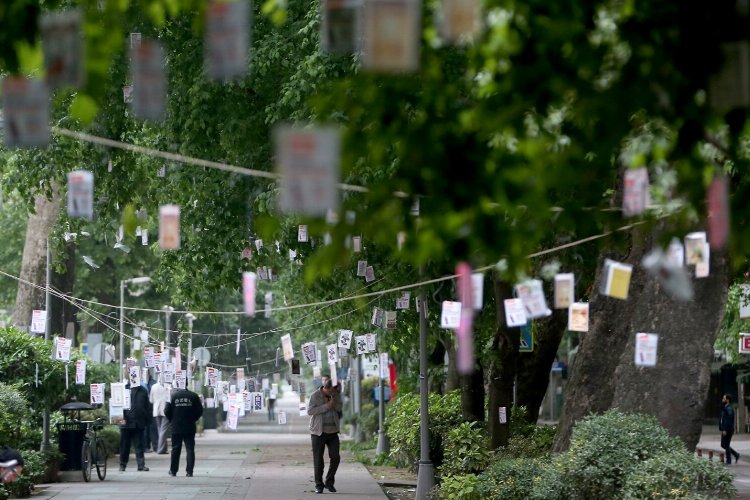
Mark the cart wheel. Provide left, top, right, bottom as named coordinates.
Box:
left=81, top=441, right=92, bottom=482
left=95, top=439, right=107, bottom=480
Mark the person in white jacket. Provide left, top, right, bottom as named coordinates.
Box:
left=149, top=377, right=171, bottom=454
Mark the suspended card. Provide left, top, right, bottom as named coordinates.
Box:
left=357, top=260, right=367, bottom=276
left=299, top=402, right=308, bottom=416
left=362, top=0, right=421, bottom=73
left=226, top=404, right=239, bottom=430
left=634, top=333, right=658, bottom=367
left=396, top=292, right=410, bottom=310
left=129, top=366, right=141, bottom=387
left=278, top=410, right=287, bottom=425
left=2, top=77, right=50, bottom=148
left=366, top=333, right=377, bottom=352
left=174, top=370, right=187, bottom=389
left=353, top=236, right=362, bottom=253
left=380, top=352, right=389, bottom=379
left=243, top=271, right=257, bottom=316
left=338, top=329, right=353, bottom=349
left=75, top=359, right=86, bottom=385
left=252, top=392, right=265, bottom=412
left=365, top=266, right=375, bottom=282
left=641, top=248, right=694, bottom=301
left=321, top=0, right=362, bottom=56
left=206, top=366, right=218, bottom=387
left=440, top=301, right=462, bottom=329
left=371, top=307, right=385, bottom=327
left=439, top=0, right=481, bottom=43
left=740, top=285, right=750, bottom=319
left=695, top=243, right=710, bottom=278
left=90, top=383, right=104, bottom=405
left=355, top=335, right=368, bottom=355
left=515, top=280, right=551, bottom=319
left=30, top=310, right=46, bottom=334
left=685, top=232, right=707, bottom=266
left=281, top=334, right=294, bottom=360
left=504, top=299, right=527, bottom=327
left=385, top=311, right=397, bottom=329
left=130, top=32, right=142, bottom=48
left=471, top=273, right=484, bottom=310
left=622, top=167, right=650, bottom=217
left=275, top=126, right=341, bottom=216
left=707, top=176, right=729, bottom=249
left=205, top=0, right=250, bottom=81
left=327, top=344, right=338, bottom=363
left=602, top=259, right=632, bottom=300
left=568, top=303, right=589, bottom=332
left=41, top=10, right=84, bottom=89
left=330, top=363, right=338, bottom=386
left=130, top=39, right=166, bottom=121
left=554, top=273, right=575, bottom=309
left=298, top=224, right=308, bottom=242
left=302, top=342, right=317, bottom=365
left=158, top=205, right=181, bottom=249
left=666, top=238, right=684, bottom=268
left=110, top=383, right=125, bottom=406
left=55, top=337, right=72, bottom=361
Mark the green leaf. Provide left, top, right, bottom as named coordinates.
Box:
left=69, top=94, right=99, bottom=125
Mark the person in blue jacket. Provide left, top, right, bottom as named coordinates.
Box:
left=720, top=393, right=741, bottom=464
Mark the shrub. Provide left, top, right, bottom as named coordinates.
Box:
left=496, top=424, right=556, bottom=460
left=0, top=383, right=37, bottom=450
left=474, top=458, right=554, bottom=499
left=622, top=450, right=735, bottom=499
left=436, top=473, right=479, bottom=500
left=438, top=421, right=492, bottom=478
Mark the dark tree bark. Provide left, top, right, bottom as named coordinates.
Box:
left=554, top=228, right=729, bottom=452
left=442, top=335, right=460, bottom=392
left=460, top=362, right=485, bottom=422
left=487, top=273, right=517, bottom=449
left=12, top=190, right=62, bottom=330
left=48, top=240, right=77, bottom=344
left=516, top=308, right=569, bottom=424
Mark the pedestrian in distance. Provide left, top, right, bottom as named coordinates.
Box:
left=165, top=387, right=203, bottom=477
left=119, top=383, right=150, bottom=472
left=720, top=393, right=741, bottom=464
left=150, top=375, right=171, bottom=454
left=308, top=379, right=342, bottom=494
left=143, top=371, right=156, bottom=452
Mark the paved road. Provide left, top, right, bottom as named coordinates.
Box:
left=32, top=386, right=386, bottom=500
left=697, top=426, right=750, bottom=499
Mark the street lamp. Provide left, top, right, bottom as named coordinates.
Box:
left=162, top=305, right=175, bottom=349
left=185, top=313, right=195, bottom=389
left=119, top=276, right=151, bottom=379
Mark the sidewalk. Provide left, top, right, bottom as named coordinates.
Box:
left=697, top=426, right=750, bottom=499
left=31, top=388, right=386, bottom=500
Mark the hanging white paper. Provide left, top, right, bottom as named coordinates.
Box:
left=128, top=365, right=141, bottom=387
left=554, top=273, right=575, bottom=309
left=357, top=260, right=367, bottom=276
left=338, top=329, right=353, bottom=349
left=365, top=266, right=375, bottom=282
left=327, top=344, right=338, bottom=363
left=205, top=0, right=250, bottom=81
left=281, top=334, right=294, bottom=361
left=362, top=0, right=421, bottom=73
left=55, top=337, right=72, bottom=361
left=396, top=292, right=411, bottom=310
left=515, top=280, right=551, bottom=319
left=30, top=310, right=47, bottom=334
left=355, top=335, right=368, bottom=355
left=90, top=383, right=104, bottom=405
left=243, top=272, right=257, bottom=316
left=568, top=303, right=589, bottom=332
left=385, top=311, right=397, bottom=329
left=278, top=410, right=287, bottom=425
left=634, top=333, right=658, bottom=367
left=371, top=307, right=385, bottom=328
left=366, top=333, right=377, bottom=352
left=226, top=403, right=239, bottom=430
left=41, top=10, right=84, bottom=89
left=622, top=167, right=651, bottom=217
left=2, top=77, right=50, bottom=148
left=601, top=259, right=633, bottom=300
left=695, top=242, right=710, bottom=278
left=379, top=352, right=389, bottom=380
left=130, top=39, right=166, bottom=121
left=440, top=301, right=462, bottom=329
left=158, top=205, right=181, bottom=250
left=471, top=273, right=484, bottom=310
left=504, top=299, right=527, bottom=327
left=75, top=359, right=86, bottom=385
left=666, top=238, right=685, bottom=268
left=67, top=170, right=94, bottom=219
left=302, top=342, right=318, bottom=364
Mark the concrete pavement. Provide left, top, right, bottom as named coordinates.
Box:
left=31, top=385, right=386, bottom=500
left=697, top=426, right=750, bottom=499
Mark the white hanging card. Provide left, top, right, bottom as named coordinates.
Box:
left=321, top=0, right=362, bottom=56
left=110, top=383, right=125, bottom=406
left=366, top=333, right=377, bottom=352
left=206, top=367, right=218, bottom=387
left=90, top=383, right=104, bottom=405
left=554, top=273, right=575, bottom=309
left=568, top=303, right=589, bottom=332
left=601, top=259, right=633, bottom=300
left=338, top=329, right=353, bottom=349
left=130, top=39, right=166, bottom=121
left=275, top=126, right=341, bottom=216
left=504, top=299, right=527, bottom=327
left=439, top=0, right=481, bottom=42
left=30, top=310, right=47, bottom=334
left=355, top=335, right=368, bottom=355
left=357, top=260, right=367, bottom=276
left=205, top=0, right=250, bottom=81
left=362, top=0, right=421, bottom=73
left=695, top=243, right=710, bottom=278
left=440, top=301, right=462, bottom=329
left=666, top=238, right=685, bottom=268
left=515, top=280, right=551, bottom=319
left=128, top=366, right=141, bottom=387
left=385, top=311, right=397, bottom=329
left=2, top=77, right=50, bottom=148
left=302, top=342, right=318, bottom=365
left=471, top=273, right=484, bottom=310
left=353, top=236, right=362, bottom=252
left=379, top=352, right=389, bottom=379
left=252, top=392, right=265, bottom=412
left=622, top=167, right=650, bottom=217
left=158, top=205, right=180, bottom=250
left=278, top=410, right=287, bottom=425
left=226, top=404, right=239, bottom=430
left=55, top=337, right=72, bottom=361
left=67, top=170, right=94, bottom=219
left=164, top=362, right=175, bottom=384
left=41, top=10, right=84, bottom=89
left=75, top=359, right=86, bottom=385
left=243, top=271, right=257, bottom=316
left=298, top=224, right=308, bottom=242
left=281, top=334, right=294, bottom=360
left=685, top=232, right=707, bottom=266
left=635, top=333, right=659, bottom=367
left=371, top=307, right=385, bottom=327
left=174, top=370, right=186, bottom=389
left=396, top=292, right=411, bottom=310
left=365, top=266, right=375, bottom=282
left=327, top=344, right=338, bottom=363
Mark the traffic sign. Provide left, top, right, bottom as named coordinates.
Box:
left=739, top=334, right=750, bottom=354
left=520, top=324, right=534, bottom=353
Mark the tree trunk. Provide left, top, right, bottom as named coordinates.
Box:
left=48, top=240, right=77, bottom=343
left=516, top=308, right=568, bottom=423
left=487, top=273, right=517, bottom=449
left=443, top=335, right=460, bottom=392
left=460, top=362, right=485, bottom=422
left=12, top=190, right=62, bottom=330
left=554, top=229, right=729, bottom=452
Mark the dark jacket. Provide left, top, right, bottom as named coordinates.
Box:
left=720, top=403, right=735, bottom=433
left=122, top=385, right=150, bottom=429
left=164, top=389, right=203, bottom=435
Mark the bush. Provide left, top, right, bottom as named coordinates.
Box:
left=435, top=473, right=479, bottom=500
left=0, top=383, right=38, bottom=450
left=474, top=458, right=554, bottom=499
left=438, top=421, right=492, bottom=478
left=496, top=424, right=556, bottom=460
left=622, top=450, right=735, bottom=499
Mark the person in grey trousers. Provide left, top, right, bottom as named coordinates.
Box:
left=308, top=380, right=342, bottom=494
left=149, top=377, right=171, bottom=454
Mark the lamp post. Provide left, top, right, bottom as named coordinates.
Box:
left=119, top=276, right=151, bottom=379
left=162, top=305, right=174, bottom=350
left=185, top=313, right=195, bottom=389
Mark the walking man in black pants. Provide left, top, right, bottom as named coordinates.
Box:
left=720, top=393, right=741, bottom=464
left=165, top=387, right=203, bottom=477
left=308, top=380, right=342, bottom=494
left=119, top=383, right=150, bottom=472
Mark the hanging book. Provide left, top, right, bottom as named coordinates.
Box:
left=67, top=170, right=94, bottom=219
left=439, top=301, right=461, bottom=329
left=641, top=248, right=694, bottom=301
left=568, top=303, right=589, bottom=332
left=55, top=337, right=72, bottom=362
left=515, top=280, right=551, bottom=319
left=684, top=232, right=707, bottom=265
left=281, top=334, right=294, bottom=360
left=601, top=259, right=632, bottom=300
left=205, top=0, right=250, bottom=81
left=298, top=224, right=308, bottom=242
left=366, top=333, right=377, bottom=352
left=75, top=359, right=86, bottom=385
left=362, top=0, right=421, bottom=73
left=321, top=0, right=362, bottom=56
left=275, top=125, right=341, bottom=216
left=355, top=335, right=368, bottom=355
left=353, top=236, right=362, bottom=252
left=365, top=265, right=375, bottom=282
left=327, top=344, right=338, bottom=363
left=41, top=10, right=84, bottom=89
left=371, top=307, right=385, bottom=327
left=553, top=273, right=575, bottom=309
left=357, top=260, right=367, bottom=276
left=338, top=329, right=353, bottom=349
left=2, top=77, right=50, bottom=148
left=634, top=333, right=658, bottom=367
left=396, top=292, right=410, bottom=309
left=90, top=383, right=104, bottom=405
left=503, top=298, right=527, bottom=327
left=302, top=342, right=317, bottom=364
left=158, top=205, right=180, bottom=249
left=385, top=311, right=397, bottom=329
left=130, top=39, right=166, bottom=121
left=622, top=167, right=650, bottom=217
left=439, top=0, right=481, bottom=43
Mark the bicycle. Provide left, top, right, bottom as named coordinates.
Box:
left=75, top=417, right=107, bottom=482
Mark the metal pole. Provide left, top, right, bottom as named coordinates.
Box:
left=119, top=280, right=125, bottom=381
left=164, top=306, right=172, bottom=350
left=415, top=295, right=434, bottom=499
left=352, top=356, right=362, bottom=442
left=42, top=238, right=51, bottom=451
left=186, top=314, right=194, bottom=390
left=376, top=367, right=388, bottom=454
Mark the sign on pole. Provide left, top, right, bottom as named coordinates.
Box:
left=739, top=334, right=750, bottom=354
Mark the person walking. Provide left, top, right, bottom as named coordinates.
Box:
left=143, top=372, right=156, bottom=452
left=119, top=383, right=150, bottom=472
left=308, top=380, right=342, bottom=494
left=150, top=376, right=171, bottom=454
left=720, top=393, right=741, bottom=464
left=164, top=387, right=203, bottom=477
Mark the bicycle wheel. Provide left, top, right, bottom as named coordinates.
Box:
left=81, top=440, right=92, bottom=482
left=95, top=439, right=107, bottom=480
